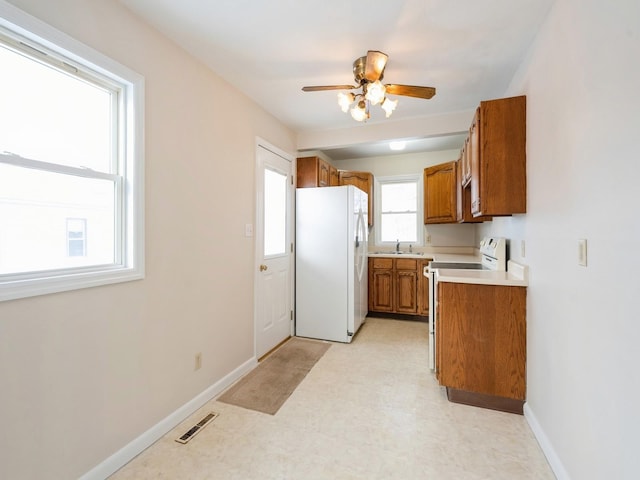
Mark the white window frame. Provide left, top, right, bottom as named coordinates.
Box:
left=374, top=174, right=424, bottom=247
left=0, top=2, right=145, bottom=301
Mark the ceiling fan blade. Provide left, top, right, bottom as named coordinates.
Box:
left=384, top=84, right=436, bottom=99
left=302, top=85, right=357, bottom=92
left=364, top=50, right=388, bottom=82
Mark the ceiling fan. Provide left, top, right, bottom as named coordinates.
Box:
left=302, top=50, right=436, bottom=122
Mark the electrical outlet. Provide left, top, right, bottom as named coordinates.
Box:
left=194, top=352, right=202, bottom=371
left=426, top=234, right=431, bottom=244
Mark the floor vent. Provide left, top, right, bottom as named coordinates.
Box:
left=175, top=412, right=219, bottom=444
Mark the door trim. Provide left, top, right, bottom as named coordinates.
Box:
left=254, top=137, right=295, bottom=358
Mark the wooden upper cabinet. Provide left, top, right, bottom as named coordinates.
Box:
left=461, top=136, right=472, bottom=187
left=470, top=95, right=527, bottom=217
left=456, top=158, right=491, bottom=223
left=329, top=165, right=339, bottom=186
left=297, top=156, right=334, bottom=187
left=339, top=170, right=374, bottom=226
left=424, top=161, right=457, bottom=224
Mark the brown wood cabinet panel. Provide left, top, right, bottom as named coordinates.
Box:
left=395, top=258, right=417, bottom=270
left=368, top=257, right=430, bottom=316
left=417, top=259, right=431, bottom=316
left=396, top=270, right=418, bottom=313
left=368, top=259, right=393, bottom=312
left=456, top=158, right=490, bottom=223
left=470, top=96, right=527, bottom=217
left=339, top=170, right=374, bottom=226
left=424, top=161, right=457, bottom=224
left=329, top=165, right=339, bottom=186
left=297, top=156, right=335, bottom=187
left=318, top=160, right=330, bottom=186
left=461, top=137, right=471, bottom=187
left=437, top=282, right=526, bottom=401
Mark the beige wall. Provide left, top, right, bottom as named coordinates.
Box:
left=478, top=0, right=640, bottom=478
left=0, top=1, right=295, bottom=478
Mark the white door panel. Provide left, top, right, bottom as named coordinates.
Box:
left=255, top=142, right=293, bottom=358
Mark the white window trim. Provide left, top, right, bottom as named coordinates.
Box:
left=0, top=1, right=145, bottom=302
left=374, top=173, right=424, bottom=247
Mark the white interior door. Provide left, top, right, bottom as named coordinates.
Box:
left=255, top=142, right=293, bottom=358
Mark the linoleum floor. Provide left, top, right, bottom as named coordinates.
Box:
left=110, top=318, right=555, bottom=479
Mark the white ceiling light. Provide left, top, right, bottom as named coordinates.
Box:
left=389, top=141, right=406, bottom=151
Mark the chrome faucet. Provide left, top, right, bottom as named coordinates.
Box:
left=396, top=239, right=400, bottom=253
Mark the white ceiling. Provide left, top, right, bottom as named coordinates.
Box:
left=118, top=0, right=555, bottom=160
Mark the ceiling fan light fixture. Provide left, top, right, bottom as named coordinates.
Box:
left=365, top=80, right=386, bottom=105
left=302, top=51, right=435, bottom=123
left=337, top=92, right=355, bottom=112
left=381, top=97, right=398, bottom=118
left=350, top=100, right=369, bottom=122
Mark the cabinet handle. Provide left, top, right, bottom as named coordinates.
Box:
left=259, top=264, right=268, bottom=272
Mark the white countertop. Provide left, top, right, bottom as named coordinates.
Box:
left=368, top=252, right=432, bottom=259
left=434, top=260, right=529, bottom=287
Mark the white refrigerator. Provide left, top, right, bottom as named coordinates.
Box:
left=295, top=185, right=368, bottom=343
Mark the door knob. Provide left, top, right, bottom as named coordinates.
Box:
left=260, top=264, right=268, bottom=271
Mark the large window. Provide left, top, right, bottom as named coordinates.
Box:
left=375, top=174, right=423, bottom=246
left=0, top=5, right=144, bottom=301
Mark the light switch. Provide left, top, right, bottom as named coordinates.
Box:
left=245, top=223, right=253, bottom=237
left=578, top=239, right=587, bottom=266
left=521, top=240, right=526, bottom=258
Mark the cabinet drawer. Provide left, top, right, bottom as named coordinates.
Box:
left=371, top=257, right=393, bottom=269
left=396, top=258, right=418, bottom=270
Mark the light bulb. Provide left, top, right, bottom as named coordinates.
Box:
left=350, top=101, right=369, bottom=122
left=381, top=97, right=398, bottom=117
left=365, top=80, right=386, bottom=105
left=337, top=92, right=355, bottom=113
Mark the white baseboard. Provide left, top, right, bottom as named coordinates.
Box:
left=79, top=356, right=257, bottom=480
left=524, top=402, right=571, bottom=480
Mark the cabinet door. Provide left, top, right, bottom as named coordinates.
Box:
left=470, top=108, right=481, bottom=214
left=370, top=269, right=394, bottom=312
left=470, top=96, right=526, bottom=217
left=318, top=159, right=330, bottom=187
left=396, top=270, right=418, bottom=313
left=368, top=257, right=394, bottom=312
left=456, top=159, right=490, bottom=223
left=339, top=170, right=374, bottom=226
left=329, top=165, right=339, bottom=186
left=417, top=259, right=432, bottom=315
left=437, top=282, right=526, bottom=400
left=424, top=161, right=457, bottom=224
left=462, top=137, right=471, bottom=187
left=395, top=258, right=418, bottom=314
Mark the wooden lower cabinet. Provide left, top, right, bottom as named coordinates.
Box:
left=436, top=281, right=526, bottom=413
left=395, top=259, right=418, bottom=314
left=369, top=258, right=394, bottom=312
left=369, top=257, right=432, bottom=316
left=417, top=259, right=431, bottom=315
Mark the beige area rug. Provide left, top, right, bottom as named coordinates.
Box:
left=217, top=337, right=331, bottom=415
